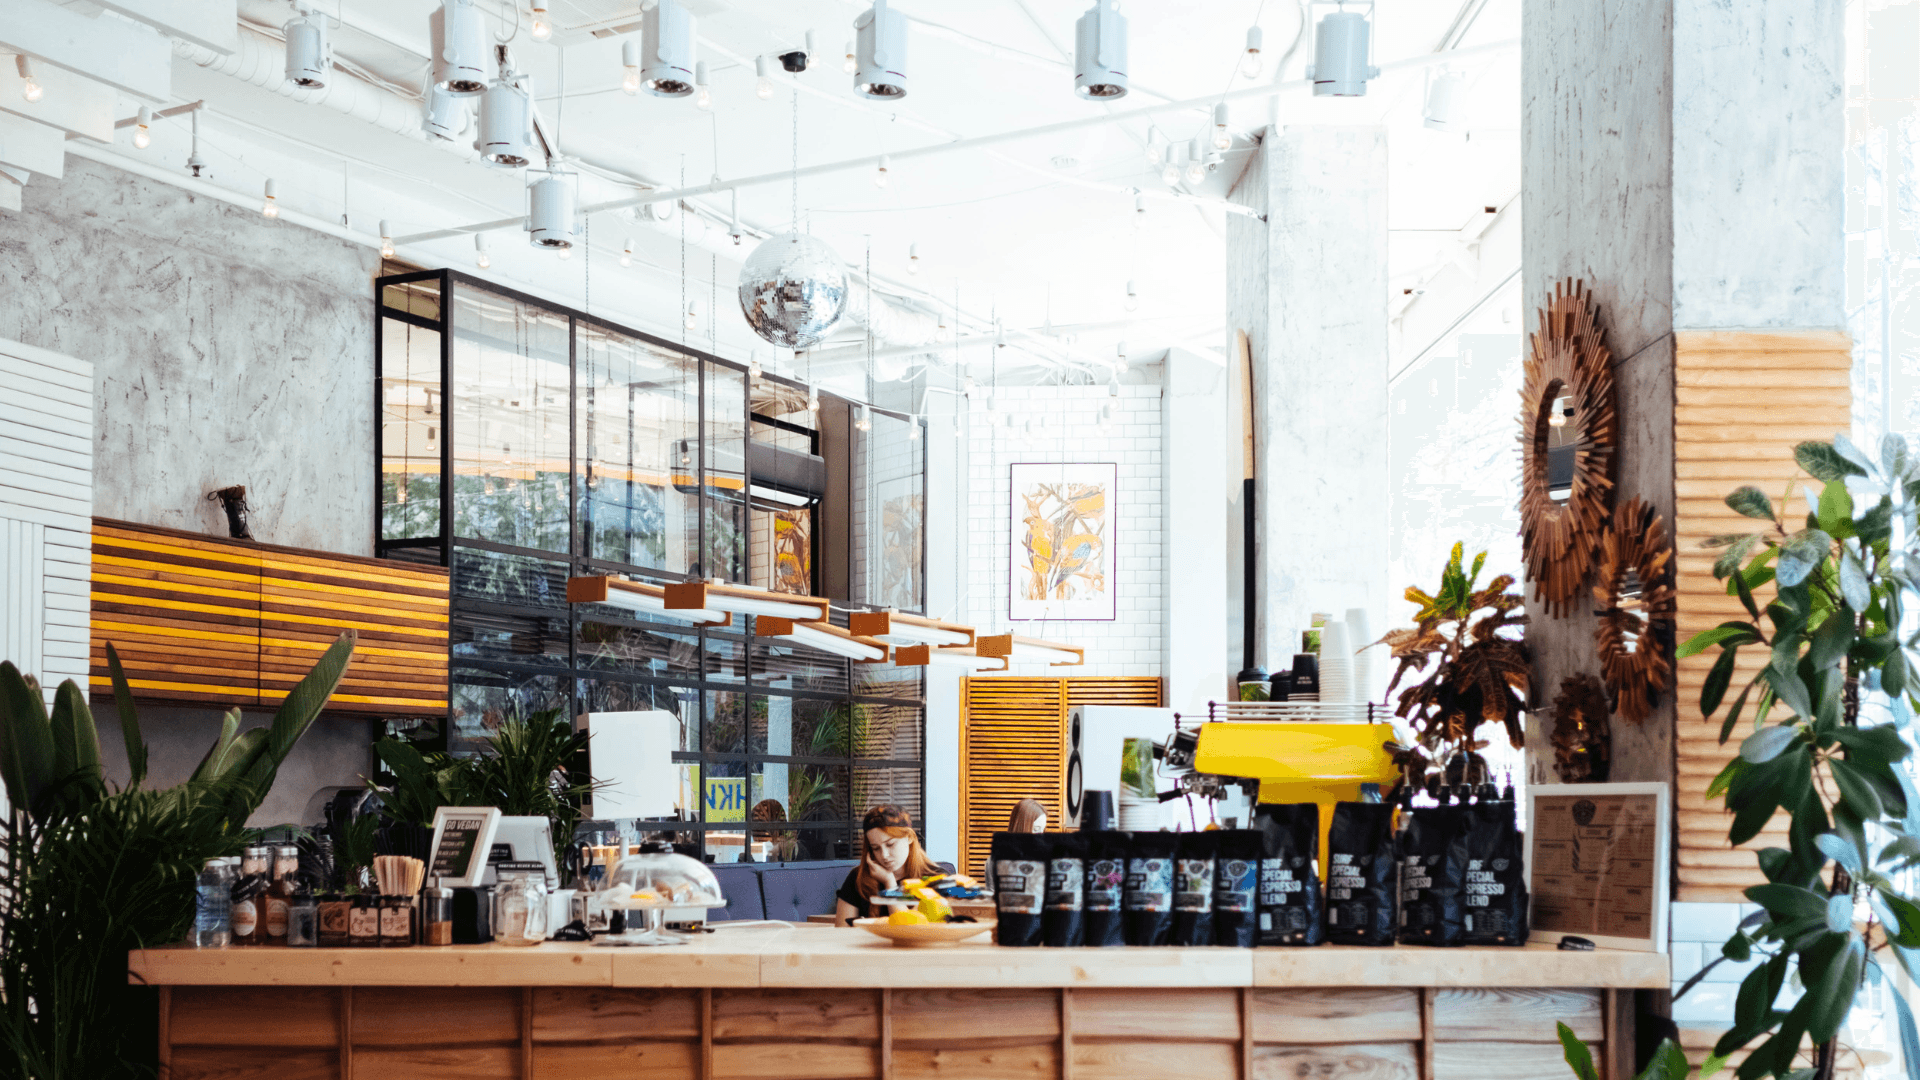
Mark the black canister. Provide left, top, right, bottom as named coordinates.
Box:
left=1290, top=653, right=1320, bottom=698
left=1080, top=789, right=1115, bottom=832
left=1268, top=670, right=1293, bottom=701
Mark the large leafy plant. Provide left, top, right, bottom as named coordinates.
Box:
left=0, top=633, right=353, bottom=1080
left=1679, top=436, right=1920, bottom=1080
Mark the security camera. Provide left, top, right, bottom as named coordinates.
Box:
left=779, top=29, right=816, bottom=72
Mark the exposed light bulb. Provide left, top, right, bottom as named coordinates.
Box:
left=685, top=300, right=699, bottom=330
left=843, top=40, right=856, bottom=74
left=807, top=387, right=820, bottom=414
left=620, top=236, right=633, bottom=267
left=1124, top=280, right=1137, bottom=312
left=261, top=179, right=280, bottom=218
left=962, top=376, right=975, bottom=394
left=874, top=154, right=890, bottom=188
left=855, top=403, right=872, bottom=432
left=530, top=4, right=552, bottom=41
left=621, top=40, right=640, bottom=95
left=755, top=55, right=774, bottom=99
left=133, top=106, right=151, bottom=149
left=1240, top=25, right=1264, bottom=79
left=1116, top=341, right=1127, bottom=365
left=475, top=232, right=491, bottom=269
left=1160, top=151, right=1180, bottom=187
left=379, top=220, right=395, bottom=259
left=1183, top=136, right=1207, bottom=184
left=557, top=245, right=572, bottom=260
left=907, top=242, right=919, bottom=274
left=907, top=422, right=920, bottom=440
left=694, top=60, right=710, bottom=109
left=16, top=57, right=42, bottom=103
left=1212, top=101, right=1232, bottom=151
left=748, top=352, right=763, bottom=380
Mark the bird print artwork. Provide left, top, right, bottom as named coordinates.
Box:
left=1009, top=465, right=1117, bottom=620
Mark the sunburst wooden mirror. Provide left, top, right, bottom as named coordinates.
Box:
left=1519, top=278, right=1618, bottom=615
left=1593, top=497, right=1676, bottom=724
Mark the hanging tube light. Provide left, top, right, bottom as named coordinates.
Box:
left=891, top=644, right=1007, bottom=673
left=848, top=611, right=974, bottom=649
left=566, top=577, right=730, bottom=626
left=664, top=580, right=831, bottom=622
left=975, top=633, right=1086, bottom=667
left=756, top=617, right=889, bottom=662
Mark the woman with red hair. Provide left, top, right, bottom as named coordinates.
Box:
left=833, top=804, right=941, bottom=926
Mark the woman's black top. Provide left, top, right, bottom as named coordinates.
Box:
left=835, top=867, right=869, bottom=923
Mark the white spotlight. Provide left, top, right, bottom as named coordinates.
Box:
left=1124, top=280, right=1137, bottom=312
left=1423, top=70, right=1466, bottom=132
left=475, top=232, right=491, bottom=269
left=431, top=0, right=491, bottom=96
left=685, top=299, right=699, bottom=331
left=476, top=68, right=535, bottom=167
left=1073, top=0, right=1127, bottom=100
left=1212, top=102, right=1232, bottom=151
left=1183, top=136, right=1206, bottom=184
left=284, top=5, right=331, bottom=89
left=261, top=179, right=280, bottom=218
left=132, top=106, right=151, bottom=149
left=755, top=55, right=774, bottom=99
left=530, top=3, right=552, bottom=41
left=842, top=40, right=856, bottom=74
left=853, top=0, right=908, bottom=99
left=379, top=220, right=395, bottom=259
left=1308, top=8, right=1378, bottom=97
left=622, top=39, right=641, bottom=96
left=423, top=84, right=468, bottom=141
left=15, top=57, right=42, bottom=103
left=907, top=242, right=920, bottom=274
left=694, top=61, right=711, bottom=109
left=620, top=236, right=633, bottom=266
left=1240, top=25, right=1264, bottom=79
left=528, top=171, right=577, bottom=250
left=873, top=155, right=890, bottom=188
left=642, top=0, right=696, bottom=97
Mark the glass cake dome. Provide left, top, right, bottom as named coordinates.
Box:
left=594, top=840, right=726, bottom=946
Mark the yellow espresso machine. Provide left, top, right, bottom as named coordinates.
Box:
left=1190, top=720, right=1399, bottom=882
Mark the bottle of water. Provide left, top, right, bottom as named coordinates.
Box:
left=194, top=857, right=232, bottom=947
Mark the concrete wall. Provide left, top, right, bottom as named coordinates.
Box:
left=0, top=155, right=378, bottom=555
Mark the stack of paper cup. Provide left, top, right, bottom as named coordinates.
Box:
left=1345, top=607, right=1374, bottom=704
left=1117, top=737, right=1161, bottom=830
left=1319, top=620, right=1352, bottom=705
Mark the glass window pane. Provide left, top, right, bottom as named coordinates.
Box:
left=751, top=507, right=814, bottom=595
left=576, top=323, right=701, bottom=573
left=751, top=627, right=851, bottom=696
left=450, top=284, right=571, bottom=553
left=576, top=606, right=701, bottom=681
left=451, top=548, right=570, bottom=668
left=853, top=661, right=922, bottom=701
left=703, top=630, right=746, bottom=683
left=853, top=409, right=924, bottom=611
left=449, top=666, right=568, bottom=755
left=704, top=361, right=748, bottom=582
left=854, top=702, right=923, bottom=762
left=853, top=766, right=922, bottom=828
left=380, top=315, right=443, bottom=545
left=705, top=689, right=747, bottom=754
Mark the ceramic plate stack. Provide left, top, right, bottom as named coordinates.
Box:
left=1318, top=620, right=1352, bottom=710
left=1117, top=793, right=1161, bottom=831
left=1345, top=607, right=1374, bottom=705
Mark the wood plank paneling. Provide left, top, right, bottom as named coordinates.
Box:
left=89, top=518, right=449, bottom=716
left=1072, top=987, right=1241, bottom=1040
left=169, top=1047, right=337, bottom=1080
left=1433, top=1040, right=1595, bottom=1080
left=352, top=987, right=521, bottom=1046
left=1073, top=1039, right=1241, bottom=1080
left=169, top=987, right=341, bottom=1047
left=890, top=989, right=1059, bottom=1044
left=1249, top=988, right=1422, bottom=1044
left=711, top=988, right=879, bottom=1040
left=710, top=1041, right=880, bottom=1080
left=1251, top=1042, right=1420, bottom=1080
left=1671, top=330, right=1852, bottom=901
left=532, top=1041, right=699, bottom=1079
left=351, top=1046, right=519, bottom=1080
left=531, top=988, right=700, bottom=1041
left=1427, top=988, right=1601, bottom=1043
left=893, top=1043, right=1060, bottom=1079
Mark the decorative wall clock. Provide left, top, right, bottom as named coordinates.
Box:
left=1518, top=278, right=1617, bottom=615
left=1592, top=497, right=1676, bottom=724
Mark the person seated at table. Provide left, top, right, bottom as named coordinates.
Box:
left=1008, top=798, right=1047, bottom=835
left=834, top=804, right=940, bottom=926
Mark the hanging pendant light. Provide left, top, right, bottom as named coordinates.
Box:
left=1423, top=70, right=1466, bottom=132
left=566, top=576, right=730, bottom=625
left=849, top=611, right=973, bottom=648
left=260, top=179, right=280, bottom=218
left=976, top=633, right=1086, bottom=667
left=621, top=39, right=641, bottom=95
left=476, top=64, right=535, bottom=167
left=853, top=0, right=908, bottom=99
left=15, top=57, right=43, bottom=103
left=430, top=0, right=491, bottom=96
left=756, top=617, right=889, bottom=662
left=474, top=232, right=491, bottom=269
left=1307, top=7, right=1379, bottom=97
left=423, top=84, right=468, bottom=141
left=527, top=170, right=577, bottom=250
left=1212, top=102, right=1233, bottom=150
left=284, top=4, right=331, bottom=89
left=642, top=0, right=696, bottom=97
left=1072, top=0, right=1128, bottom=100
left=694, top=61, right=711, bottom=109
left=132, top=106, right=152, bottom=149
left=529, top=3, right=552, bottom=41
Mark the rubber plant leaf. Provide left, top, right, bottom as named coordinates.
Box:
left=1800, top=439, right=1868, bottom=482
left=1556, top=1022, right=1599, bottom=1080
left=0, top=660, right=58, bottom=815
left=105, top=642, right=148, bottom=788
left=47, top=677, right=101, bottom=788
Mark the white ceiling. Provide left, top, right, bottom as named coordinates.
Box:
left=84, top=0, right=1521, bottom=403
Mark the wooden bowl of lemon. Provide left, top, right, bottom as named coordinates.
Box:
left=852, top=912, right=997, bottom=947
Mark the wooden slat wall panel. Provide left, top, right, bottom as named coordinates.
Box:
left=89, top=518, right=450, bottom=717
left=1672, top=331, right=1853, bottom=902
left=959, top=677, right=1163, bottom=880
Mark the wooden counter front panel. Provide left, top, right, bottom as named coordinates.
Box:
left=160, top=984, right=1614, bottom=1080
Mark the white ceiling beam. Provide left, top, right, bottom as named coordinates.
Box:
left=0, top=180, right=20, bottom=213
left=0, top=61, right=115, bottom=141
left=89, top=0, right=237, bottom=55
left=0, top=0, right=173, bottom=102
left=0, top=112, right=64, bottom=177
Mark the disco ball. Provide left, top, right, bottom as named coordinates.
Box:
left=738, top=232, right=848, bottom=350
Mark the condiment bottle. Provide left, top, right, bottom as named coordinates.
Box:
left=287, top=892, right=319, bottom=947
left=423, top=880, right=454, bottom=945
left=230, top=846, right=271, bottom=946
left=317, top=893, right=350, bottom=947
left=263, top=845, right=299, bottom=946
left=348, top=895, right=380, bottom=947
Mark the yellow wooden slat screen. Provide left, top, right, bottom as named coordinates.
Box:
left=958, top=676, right=1163, bottom=879
left=1672, top=331, right=1852, bottom=902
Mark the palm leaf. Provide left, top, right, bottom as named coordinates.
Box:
left=263, top=632, right=355, bottom=769
left=0, top=661, right=58, bottom=815
left=48, top=678, right=101, bottom=786
left=105, top=642, right=148, bottom=788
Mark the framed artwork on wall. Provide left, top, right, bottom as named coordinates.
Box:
left=1008, top=462, right=1117, bottom=621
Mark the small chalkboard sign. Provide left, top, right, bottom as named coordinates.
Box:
left=428, top=806, right=502, bottom=888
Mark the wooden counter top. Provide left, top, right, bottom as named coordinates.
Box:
left=131, top=925, right=1669, bottom=990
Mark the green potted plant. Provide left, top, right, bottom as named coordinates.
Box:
left=0, top=633, right=353, bottom=1079
left=446, top=709, right=603, bottom=872
left=1673, top=436, right=1920, bottom=1080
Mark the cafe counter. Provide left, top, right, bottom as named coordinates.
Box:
left=132, top=925, right=1667, bottom=1079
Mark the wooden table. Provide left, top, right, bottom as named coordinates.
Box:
left=133, top=927, right=1667, bottom=1079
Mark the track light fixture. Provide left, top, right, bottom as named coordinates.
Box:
left=908, top=242, right=920, bottom=274
left=873, top=155, right=890, bottom=188
left=379, top=220, right=394, bottom=258
left=642, top=0, right=696, bottom=97
left=530, top=3, right=552, bottom=41
left=475, top=232, right=491, bottom=268
left=527, top=170, right=577, bottom=250
left=1307, top=4, right=1379, bottom=97
left=15, top=57, right=42, bottom=103
left=431, top=0, right=491, bottom=96
left=1423, top=69, right=1465, bottom=132
left=620, top=236, right=633, bottom=266
left=755, top=55, right=774, bottom=99
left=1240, top=25, right=1264, bottom=78
left=621, top=39, right=640, bottom=95
left=284, top=4, right=331, bottom=89
left=1212, top=102, right=1232, bottom=151
left=133, top=106, right=151, bottom=149
left=261, top=179, right=280, bottom=218
left=1073, top=0, right=1128, bottom=100
left=423, top=84, right=468, bottom=140
left=694, top=61, right=711, bottom=109
left=477, top=60, right=535, bottom=167
left=853, top=0, right=908, bottom=99
left=1184, top=136, right=1207, bottom=184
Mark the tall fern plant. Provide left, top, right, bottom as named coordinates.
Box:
left=0, top=633, right=354, bottom=1080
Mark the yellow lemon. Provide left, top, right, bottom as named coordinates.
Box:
left=888, top=908, right=929, bottom=926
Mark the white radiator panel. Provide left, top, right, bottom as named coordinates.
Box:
left=0, top=336, right=92, bottom=704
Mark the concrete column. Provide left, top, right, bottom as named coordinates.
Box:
left=1226, top=126, right=1391, bottom=676
left=1162, top=347, right=1229, bottom=713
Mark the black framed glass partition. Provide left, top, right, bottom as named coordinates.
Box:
left=375, top=269, right=927, bottom=862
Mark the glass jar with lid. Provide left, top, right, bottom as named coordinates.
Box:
left=492, top=866, right=550, bottom=946
left=595, top=840, right=726, bottom=947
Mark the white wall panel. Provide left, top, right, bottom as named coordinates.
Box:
left=0, top=336, right=92, bottom=703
